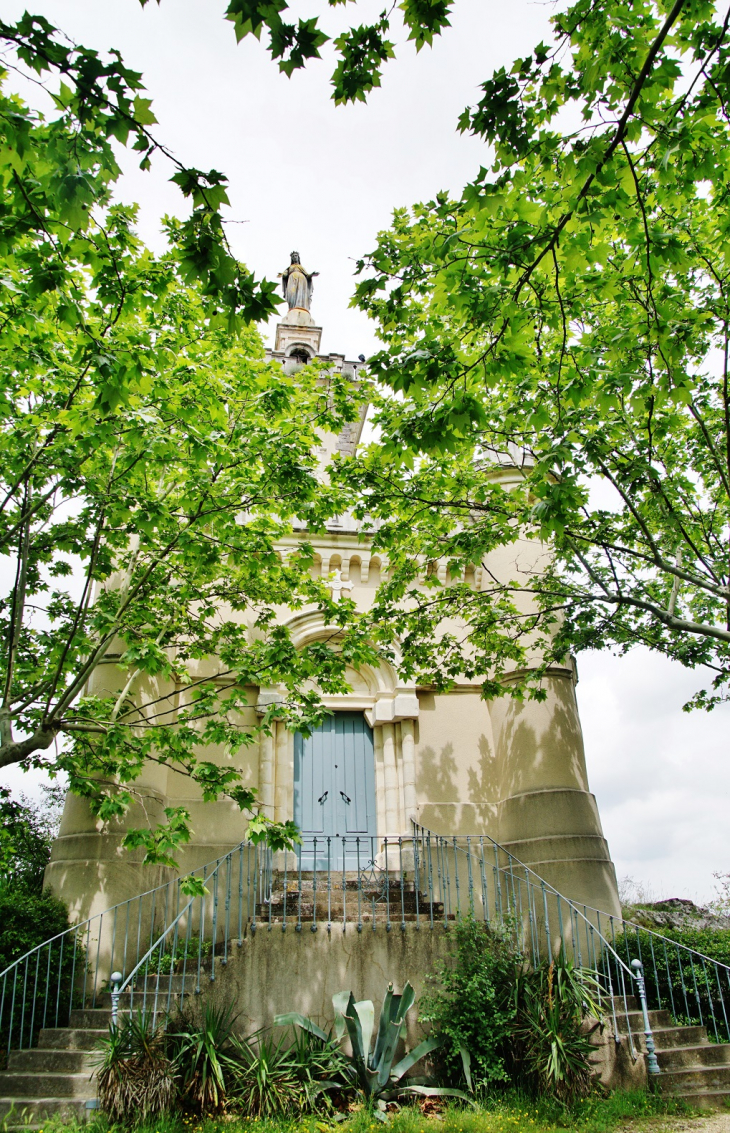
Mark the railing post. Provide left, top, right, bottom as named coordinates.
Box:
left=631, top=959, right=660, bottom=1077
left=110, top=971, right=122, bottom=1028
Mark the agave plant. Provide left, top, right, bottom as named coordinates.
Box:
left=276, top=982, right=467, bottom=1116
left=95, top=1010, right=177, bottom=1122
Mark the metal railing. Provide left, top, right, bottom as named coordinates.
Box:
left=0, top=839, right=271, bottom=1055
left=107, top=827, right=648, bottom=1066
left=409, top=825, right=651, bottom=1067
left=610, top=913, right=730, bottom=1044
left=409, top=825, right=730, bottom=1064
left=4, top=820, right=730, bottom=1079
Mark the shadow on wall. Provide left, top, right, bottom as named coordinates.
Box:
left=416, top=732, right=501, bottom=836
left=44, top=850, right=175, bottom=935
left=496, top=676, right=589, bottom=799
left=415, top=737, right=499, bottom=837
left=416, top=743, right=458, bottom=803
left=467, top=734, right=500, bottom=829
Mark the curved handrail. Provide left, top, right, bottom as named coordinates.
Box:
left=419, top=826, right=636, bottom=976
left=0, top=877, right=178, bottom=983
left=413, top=822, right=729, bottom=1067
left=108, top=835, right=262, bottom=1027
left=5, top=817, right=728, bottom=1071
left=0, top=841, right=253, bottom=984
left=617, top=911, right=730, bottom=971
left=110, top=895, right=197, bottom=1027
left=0, top=835, right=268, bottom=1053
left=411, top=824, right=646, bottom=1063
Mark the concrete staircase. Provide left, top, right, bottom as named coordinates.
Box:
left=615, top=996, right=730, bottom=1108
left=0, top=1007, right=105, bottom=1128
left=0, top=978, right=189, bottom=1130
left=256, top=873, right=443, bottom=924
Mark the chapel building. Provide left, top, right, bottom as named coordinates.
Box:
left=45, top=255, right=621, bottom=925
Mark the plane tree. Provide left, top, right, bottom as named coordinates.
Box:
left=0, top=75, right=371, bottom=868
left=338, top=0, right=730, bottom=710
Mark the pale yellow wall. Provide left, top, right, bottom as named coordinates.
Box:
left=413, top=688, right=499, bottom=834
left=45, top=674, right=262, bottom=917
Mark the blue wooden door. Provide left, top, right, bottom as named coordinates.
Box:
left=294, top=712, right=377, bottom=868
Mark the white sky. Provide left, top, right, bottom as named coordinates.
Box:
left=2, top=0, right=728, bottom=903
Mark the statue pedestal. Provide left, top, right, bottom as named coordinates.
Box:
left=275, top=309, right=322, bottom=356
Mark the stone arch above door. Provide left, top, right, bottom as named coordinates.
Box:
left=255, top=610, right=419, bottom=836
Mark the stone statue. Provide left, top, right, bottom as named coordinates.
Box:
left=280, top=251, right=318, bottom=311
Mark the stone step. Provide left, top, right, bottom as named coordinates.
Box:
left=97, top=989, right=188, bottom=1009
left=614, top=1008, right=674, bottom=1031
left=660, top=1064, right=730, bottom=1091
left=269, top=879, right=421, bottom=891
left=274, top=876, right=419, bottom=890
left=38, top=1028, right=106, bottom=1051
left=260, top=895, right=428, bottom=910
left=260, top=907, right=428, bottom=920
left=0, top=1072, right=95, bottom=1100
left=7, top=1049, right=97, bottom=1074
left=0, top=1096, right=91, bottom=1125
left=253, top=909, right=437, bottom=924
left=268, top=894, right=423, bottom=907
left=667, top=1088, right=730, bottom=1110
left=658, top=1044, right=730, bottom=1072
left=635, top=1025, right=709, bottom=1050
left=69, top=1008, right=112, bottom=1029
left=611, top=996, right=639, bottom=1010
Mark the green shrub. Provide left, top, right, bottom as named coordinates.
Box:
left=421, top=918, right=605, bottom=1102
left=168, top=1002, right=240, bottom=1114
left=286, top=1025, right=354, bottom=1109
left=0, top=889, right=78, bottom=1057
left=420, top=916, right=520, bottom=1090
left=152, top=936, right=213, bottom=975
left=611, top=926, right=730, bottom=1032
left=168, top=1002, right=351, bottom=1118
left=228, top=1030, right=311, bottom=1117
left=0, top=889, right=70, bottom=972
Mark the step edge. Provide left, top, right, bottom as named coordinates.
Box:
left=658, top=1045, right=730, bottom=1055
left=0, top=1072, right=95, bottom=1082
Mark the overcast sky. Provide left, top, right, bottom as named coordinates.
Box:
left=2, top=0, right=728, bottom=903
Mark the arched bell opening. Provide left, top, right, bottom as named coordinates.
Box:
left=287, top=344, right=313, bottom=364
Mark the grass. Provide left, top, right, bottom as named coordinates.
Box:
left=6, top=1091, right=712, bottom=1133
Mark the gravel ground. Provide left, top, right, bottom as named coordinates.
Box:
left=630, top=1116, right=730, bottom=1133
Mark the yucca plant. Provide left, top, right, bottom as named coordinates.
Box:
left=277, top=982, right=467, bottom=1117
left=95, top=1010, right=177, bottom=1122
left=514, top=951, right=603, bottom=1102
left=228, top=1030, right=306, bottom=1117
left=288, top=1025, right=354, bottom=1109
left=168, top=1002, right=239, bottom=1113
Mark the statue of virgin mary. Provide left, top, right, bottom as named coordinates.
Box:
left=280, top=251, right=318, bottom=311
